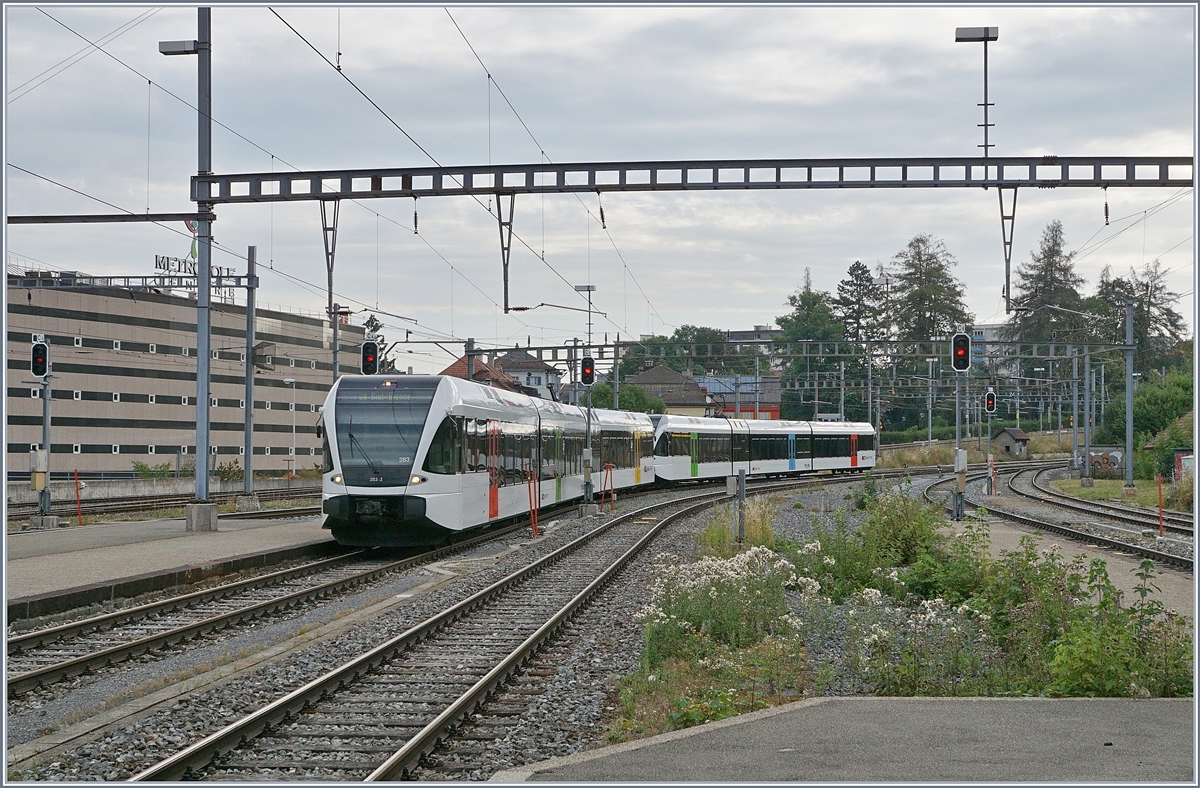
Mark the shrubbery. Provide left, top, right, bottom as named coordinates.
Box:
left=616, top=488, right=1191, bottom=741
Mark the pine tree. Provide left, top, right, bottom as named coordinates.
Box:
left=1004, top=220, right=1088, bottom=342
left=776, top=269, right=843, bottom=418
left=890, top=234, right=972, bottom=341
left=833, top=260, right=886, bottom=343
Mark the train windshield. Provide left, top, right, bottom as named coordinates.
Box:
left=334, top=378, right=439, bottom=486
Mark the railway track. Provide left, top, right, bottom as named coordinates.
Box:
left=5, top=464, right=1061, bottom=706
left=7, top=486, right=321, bottom=525
left=1021, top=468, right=1193, bottom=534
left=6, top=524, right=528, bottom=698
left=126, top=480, right=817, bottom=781
left=924, top=467, right=1193, bottom=571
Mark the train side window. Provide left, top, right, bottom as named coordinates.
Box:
left=321, top=431, right=333, bottom=473
left=423, top=417, right=460, bottom=475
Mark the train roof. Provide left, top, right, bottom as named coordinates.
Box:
left=654, top=413, right=875, bottom=435
left=336, top=375, right=654, bottom=429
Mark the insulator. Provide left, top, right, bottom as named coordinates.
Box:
left=1103, top=186, right=1109, bottom=226
left=599, top=204, right=606, bottom=230
left=414, top=203, right=418, bottom=235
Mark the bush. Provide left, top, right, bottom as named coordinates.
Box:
left=637, top=547, right=797, bottom=666
left=1050, top=559, right=1192, bottom=697
left=131, top=461, right=174, bottom=479
left=213, top=459, right=243, bottom=483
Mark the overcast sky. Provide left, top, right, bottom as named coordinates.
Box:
left=4, top=4, right=1195, bottom=373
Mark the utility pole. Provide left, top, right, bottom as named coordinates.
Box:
left=243, top=246, right=257, bottom=499
left=926, top=358, right=936, bottom=446
left=1124, top=297, right=1136, bottom=491
left=1071, top=345, right=1079, bottom=468
left=839, top=360, right=845, bottom=420
left=1082, top=350, right=1093, bottom=486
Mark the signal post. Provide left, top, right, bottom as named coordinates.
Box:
left=951, top=328, right=970, bottom=520
left=26, top=339, right=57, bottom=526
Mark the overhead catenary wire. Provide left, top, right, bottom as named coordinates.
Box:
left=443, top=8, right=670, bottom=334
left=268, top=8, right=584, bottom=328
left=7, top=7, right=161, bottom=103
left=6, top=161, right=471, bottom=341
left=21, top=9, right=518, bottom=343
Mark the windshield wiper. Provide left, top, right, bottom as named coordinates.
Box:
left=346, top=415, right=381, bottom=476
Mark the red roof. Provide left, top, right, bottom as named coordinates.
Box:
left=439, top=355, right=523, bottom=393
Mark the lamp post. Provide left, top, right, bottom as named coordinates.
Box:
left=160, top=8, right=213, bottom=502
left=284, top=378, right=296, bottom=487
left=954, top=26, right=999, bottom=158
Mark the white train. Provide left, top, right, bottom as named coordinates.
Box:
left=319, top=375, right=874, bottom=547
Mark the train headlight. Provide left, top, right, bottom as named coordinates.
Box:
left=331, top=474, right=343, bottom=484
left=410, top=475, right=427, bottom=485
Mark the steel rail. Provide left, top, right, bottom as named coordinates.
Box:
left=7, top=550, right=364, bottom=656
left=1027, top=468, right=1192, bottom=530
left=127, top=484, right=767, bottom=781
left=7, top=486, right=320, bottom=520
left=366, top=498, right=710, bottom=780
left=925, top=469, right=1192, bottom=570
left=1008, top=469, right=1192, bottom=536
left=8, top=520, right=530, bottom=697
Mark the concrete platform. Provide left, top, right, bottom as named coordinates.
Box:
left=6, top=514, right=336, bottom=619
left=492, top=697, right=1194, bottom=782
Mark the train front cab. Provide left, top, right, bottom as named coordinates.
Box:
left=321, top=375, right=462, bottom=547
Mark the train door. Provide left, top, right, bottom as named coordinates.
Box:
left=634, top=431, right=642, bottom=485
left=788, top=434, right=796, bottom=471
left=850, top=434, right=859, bottom=468
left=487, top=420, right=500, bottom=518
left=690, top=432, right=699, bottom=478
left=554, top=427, right=563, bottom=502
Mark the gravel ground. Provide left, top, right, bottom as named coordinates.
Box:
left=408, top=476, right=890, bottom=781
left=9, top=477, right=912, bottom=782
left=7, top=487, right=702, bottom=781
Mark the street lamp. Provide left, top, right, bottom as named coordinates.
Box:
left=954, top=26, right=998, bottom=158
left=161, top=9, right=214, bottom=503
left=283, top=378, right=296, bottom=484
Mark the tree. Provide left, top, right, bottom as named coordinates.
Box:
left=1004, top=221, right=1088, bottom=343
left=776, top=269, right=843, bottom=419
left=889, top=234, right=972, bottom=342
left=833, top=260, right=887, bottom=344
left=1086, top=260, right=1188, bottom=376
left=619, top=325, right=755, bottom=378
left=588, top=382, right=665, bottom=413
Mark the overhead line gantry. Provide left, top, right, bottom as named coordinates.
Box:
left=182, top=154, right=1192, bottom=315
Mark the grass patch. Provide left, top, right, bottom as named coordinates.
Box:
left=696, top=497, right=778, bottom=557
left=1050, top=478, right=1190, bottom=513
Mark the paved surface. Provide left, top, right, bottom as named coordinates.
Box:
left=5, top=514, right=331, bottom=600
left=492, top=697, right=1195, bottom=782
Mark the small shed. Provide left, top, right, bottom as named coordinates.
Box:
left=992, top=426, right=1030, bottom=457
